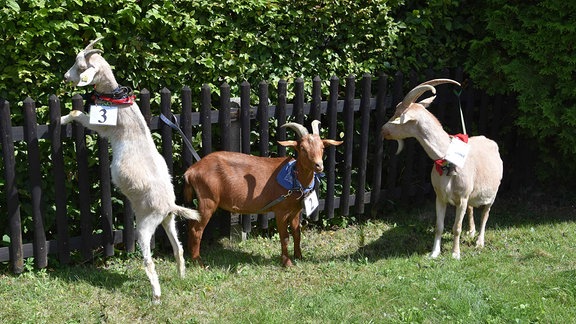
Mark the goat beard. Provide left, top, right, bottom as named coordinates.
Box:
left=395, top=139, right=404, bottom=155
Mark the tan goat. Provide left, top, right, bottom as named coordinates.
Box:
left=381, top=79, right=503, bottom=259
left=183, top=121, right=342, bottom=267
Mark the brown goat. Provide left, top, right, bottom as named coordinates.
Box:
left=183, top=120, right=342, bottom=267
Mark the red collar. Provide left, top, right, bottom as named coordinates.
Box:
left=92, top=86, right=136, bottom=105
left=434, top=134, right=468, bottom=175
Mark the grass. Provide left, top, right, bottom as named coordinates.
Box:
left=1, top=195, right=575, bottom=323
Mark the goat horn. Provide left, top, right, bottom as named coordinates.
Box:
left=281, top=122, right=309, bottom=138
left=84, top=37, right=104, bottom=51
left=400, top=84, right=436, bottom=108
left=311, top=120, right=321, bottom=135
left=418, top=78, right=461, bottom=88
left=84, top=49, right=103, bottom=57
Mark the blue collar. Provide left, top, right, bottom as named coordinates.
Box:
left=276, top=160, right=323, bottom=196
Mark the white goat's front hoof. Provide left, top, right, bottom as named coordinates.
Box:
left=451, top=252, right=461, bottom=260
left=476, top=239, right=485, bottom=248
left=428, top=251, right=440, bottom=259
left=152, top=295, right=161, bottom=305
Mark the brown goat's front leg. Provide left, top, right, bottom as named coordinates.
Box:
left=276, top=216, right=293, bottom=267
left=290, top=212, right=302, bottom=260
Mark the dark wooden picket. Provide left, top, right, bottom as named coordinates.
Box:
left=0, top=70, right=522, bottom=273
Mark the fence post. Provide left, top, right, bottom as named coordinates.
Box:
left=386, top=72, right=404, bottom=198
left=49, top=95, right=70, bottom=264
left=240, top=81, right=251, bottom=154
left=219, top=83, right=232, bottom=151
left=275, top=80, right=288, bottom=157
left=355, top=73, right=371, bottom=215
left=23, top=97, right=48, bottom=269
left=293, top=78, right=304, bottom=124
left=200, top=84, right=213, bottom=156
left=98, top=130, right=114, bottom=257
left=218, top=83, right=232, bottom=238
left=70, top=94, right=93, bottom=261
left=160, top=88, right=174, bottom=174
left=0, top=99, right=24, bottom=273
left=181, top=86, right=194, bottom=167
left=310, top=76, right=322, bottom=122
left=140, top=89, right=152, bottom=127
left=325, top=76, right=339, bottom=219
left=308, top=76, right=323, bottom=222
left=340, top=75, right=355, bottom=216
left=257, top=81, right=271, bottom=231
left=370, top=72, right=387, bottom=216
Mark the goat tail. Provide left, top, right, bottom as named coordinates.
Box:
left=183, top=172, right=195, bottom=204
left=172, top=205, right=201, bottom=221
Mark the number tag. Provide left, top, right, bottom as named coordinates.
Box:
left=303, top=191, right=319, bottom=216
left=444, top=136, right=470, bottom=168
left=89, top=105, right=118, bottom=126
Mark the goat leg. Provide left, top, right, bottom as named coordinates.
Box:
left=476, top=204, right=492, bottom=248
left=467, top=205, right=476, bottom=237
left=276, top=216, right=293, bottom=266
left=451, top=200, right=468, bottom=260
left=290, top=212, right=302, bottom=260
left=430, top=197, right=447, bottom=258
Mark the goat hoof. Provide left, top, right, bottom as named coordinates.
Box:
left=282, top=257, right=293, bottom=267
left=428, top=251, right=440, bottom=259
left=451, top=252, right=461, bottom=260
left=152, top=295, right=161, bottom=305
left=191, top=257, right=206, bottom=269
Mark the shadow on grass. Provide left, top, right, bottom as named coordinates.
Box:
left=191, top=238, right=280, bottom=269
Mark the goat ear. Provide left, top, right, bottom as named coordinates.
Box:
left=278, top=140, right=298, bottom=148
left=77, top=67, right=97, bottom=86
left=418, top=95, right=436, bottom=108
left=322, top=139, right=343, bottom=147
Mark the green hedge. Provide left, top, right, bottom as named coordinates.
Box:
left=1, top=0, right=468, bottom=111
left=466, top=0, right=576, bottom=184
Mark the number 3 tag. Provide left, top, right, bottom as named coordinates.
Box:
left=89, top=105, right=118, bottom=126
left=303, top=191, right=319, bottom=216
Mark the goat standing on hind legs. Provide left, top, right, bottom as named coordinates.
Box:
left=184, top=121, right=342, bottom=267
left=381, top=79, right=503, bottom=259
left=59, top=37, right=200, bottom=303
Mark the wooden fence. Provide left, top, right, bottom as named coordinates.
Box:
left=0, top=69, right=522, bottom=273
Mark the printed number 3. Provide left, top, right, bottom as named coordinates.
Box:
left=98, top=108, right=107, bottom=123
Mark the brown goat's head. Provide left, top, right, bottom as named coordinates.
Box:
left=381, top=79, right=460, bottom=154
left=278, top=120, right=342, bottom=173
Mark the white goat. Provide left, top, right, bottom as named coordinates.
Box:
left=381, top=79, right=503, bottom=259
left=60, top=37, right=200, bottom=303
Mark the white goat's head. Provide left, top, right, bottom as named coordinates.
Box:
left=64, top=37, right=111, bottom=87
left=278, top=120, right=343, bottom=173
left=381, top=79, right=461, bottom=154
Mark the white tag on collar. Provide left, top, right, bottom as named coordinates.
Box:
left=303, top=191, right=319, bottom=216
left=444, top=136, right=470, bottom=168
left=89, top=105, right=118, bottom=126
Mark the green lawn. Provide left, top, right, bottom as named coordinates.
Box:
left=1, top=197, right=575, bottom=323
